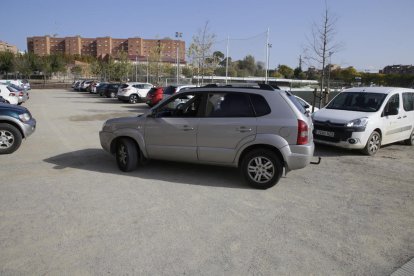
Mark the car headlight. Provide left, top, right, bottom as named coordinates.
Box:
left=346, top=117, right=368, bottom=127
left=18, top=113, right=31, bottom=122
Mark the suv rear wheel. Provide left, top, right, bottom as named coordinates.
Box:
left=240, top=149, right=283, bottom=189
left=404, top=130, right=414, bottom=146
left=0, top=123, right=22, bottom=154
left=116, top=138, right=138, bottom=172
left=129, top=94, right=138, bottom=104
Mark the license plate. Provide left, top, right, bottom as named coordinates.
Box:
left=315, top=129, right=335, bottom=137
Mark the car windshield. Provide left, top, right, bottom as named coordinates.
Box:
left=326, top=92, right=387, bottom=112
left=163, top=86, right=177, bottom=95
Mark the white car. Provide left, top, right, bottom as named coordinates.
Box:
left=0, top=84, right=19, bottom=105
left=117, top=82, right=153, bottom=103
left=312, top=87, right=414, bottom=155
left=294, top=95, right=319, bottom=113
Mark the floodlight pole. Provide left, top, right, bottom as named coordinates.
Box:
left=175, top=32, right=182, bottom=85
left=225, top=35, right=229, bottom=84
left=265, top=28, right=270, bottom=83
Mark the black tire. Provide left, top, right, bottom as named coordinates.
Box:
left=129, top=94, right=138, bottom=104
left=363, top=131, right=381, bottom=156
left=240, top=149, right=283, bottom=189
left=116, top=138, right=138, bottom=172
left=0, top=123, right=22, bottom=154
left=404, top=130, right=414, bottom=146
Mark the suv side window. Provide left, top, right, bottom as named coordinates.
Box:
left=402, top=92, right=414, bottom=111
left=250, top=94, right=271, bottom=116
left=206, top=92, right=254, bottom=117
left=155, top=92, right=202, bottom=118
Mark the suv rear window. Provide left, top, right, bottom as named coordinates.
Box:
left=120, top=84, right=129, bottom=89
left=286, top=92, right=306, bottom=113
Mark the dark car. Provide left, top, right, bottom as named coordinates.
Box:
left=96, top=83, right=109, bottom=96
left=104, top=83, right=121, bottom=98
left=145, top=87, right=164, bottom=107
left=0, top=103, right=36, bottom=154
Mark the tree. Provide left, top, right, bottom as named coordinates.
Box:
left=188, top=21, right=216, bottom=84
left=14, top=53, right=32, bottom=79
left=0, top=51, right=15, bottom=77
left=304, top=4, right=341, bottom=94
left=277, top=65, right=294, bottom=79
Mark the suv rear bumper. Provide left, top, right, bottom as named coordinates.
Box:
left=281, top=143, right=315, bottom=171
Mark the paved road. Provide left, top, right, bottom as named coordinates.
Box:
left=1, top=89, right=413, bottom=275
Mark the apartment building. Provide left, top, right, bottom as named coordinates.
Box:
left=27, top=35, right=185, bottom=63
left=380, top=65, right=414, bottom=75
left=0, top=41, right=18, bottom=54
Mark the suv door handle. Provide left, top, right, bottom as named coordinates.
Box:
left=181, top=125, right=194, bottom=131
left=397, top=116, right=402, bottom=119
left=237, top=126, right=252, bottom=133
left=403, top=115, right=407, bottom=118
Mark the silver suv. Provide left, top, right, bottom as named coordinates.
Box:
left=99, top=84, right=315, bottom=189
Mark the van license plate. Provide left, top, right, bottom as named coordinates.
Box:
left=316, top=130, right=335, bottom=137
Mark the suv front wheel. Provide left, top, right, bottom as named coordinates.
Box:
left=240, top=149, right=283, bottom=189
left=0, top=123, right=22, bottom=154
left=116, top=138, right=138, bottom=172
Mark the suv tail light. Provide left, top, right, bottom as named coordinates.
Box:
left=19, top=92, right=24, bottom=96
left=9, top=92, right=16, bottom=97
left=297, top=120, right=309, bottom=145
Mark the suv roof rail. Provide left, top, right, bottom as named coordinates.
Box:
left=202, top=83, right=276, bottom=91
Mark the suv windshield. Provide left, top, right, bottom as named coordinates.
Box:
left=326, top=92, right=386, bottom=112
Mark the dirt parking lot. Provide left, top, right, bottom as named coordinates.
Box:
left=0, top=89, right=413, bottom=275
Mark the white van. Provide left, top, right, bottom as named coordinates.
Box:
left=0, top=84, right=19, bottom=105
left=312, top=87, right=414, bottom=155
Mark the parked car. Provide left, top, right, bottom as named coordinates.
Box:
left=146, top=85, right=195, bottom=107
left=0, top=103, right=36, bottom=154
left=22, top=79, right=31, bottom=90
left=117, top=82, right=153, bottom=103
left=294, top=95, right=319, bottom=113
left=0, top=84, right=19, bottom=105
left=88, top=81, right=101, bottom=93
left=3, top=83, right=29, bottom=105
left=145, top=87, right=164, bottom=107
left=73, top=80, right=83, bottom=91
left=312, top=87, right=414, bottom=155
left=97, top=83, right=109, bottom=96
left=100, top=84, right=316, bottom=189
left=80, top=80, right=95, bottom=92
left=104, top=83, right=121, bottom=98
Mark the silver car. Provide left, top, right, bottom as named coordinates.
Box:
left=100, top=84, right=315, bottom=189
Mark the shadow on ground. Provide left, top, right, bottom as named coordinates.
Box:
left=43, top=148, right=250, bottom=189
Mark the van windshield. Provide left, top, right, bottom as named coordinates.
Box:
left=326, top=92, right=387, bottom=112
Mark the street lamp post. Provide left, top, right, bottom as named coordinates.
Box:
left=175, top=32, right=182, bottom=85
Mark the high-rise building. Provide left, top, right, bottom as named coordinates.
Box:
left=0, top=40, right=18, bottom=54
left=27, top=35, right=186, bottom=63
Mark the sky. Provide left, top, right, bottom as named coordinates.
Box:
left=2, top=0, right=414, bottom=72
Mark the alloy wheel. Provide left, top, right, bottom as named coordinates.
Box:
left=247, top=156, right=275, bottom=183
left=0, top=130, right=14, bottom=149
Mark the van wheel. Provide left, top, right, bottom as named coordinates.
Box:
left=0, top=123, right=22, bottom=154
left=363, top=131, right=381, bottom=156
left=116, top=138, right=138, bottom=172
left=129, top=94, right=138, bottom=104
left=404, top=130, right=414, bottom=146
left=240, top=149, right=283, bottom=189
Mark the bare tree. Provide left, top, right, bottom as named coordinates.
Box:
left=304, top=4, right=342, bottom=96
left=188, top=21, right=216, bottom=85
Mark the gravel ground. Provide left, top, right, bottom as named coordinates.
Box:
left=0, top=89, right=413, bottom=275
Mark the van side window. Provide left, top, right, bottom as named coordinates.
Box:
left=402, top=92, right=414, bottom=111
left=384, top=94, right=400, bottom=115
